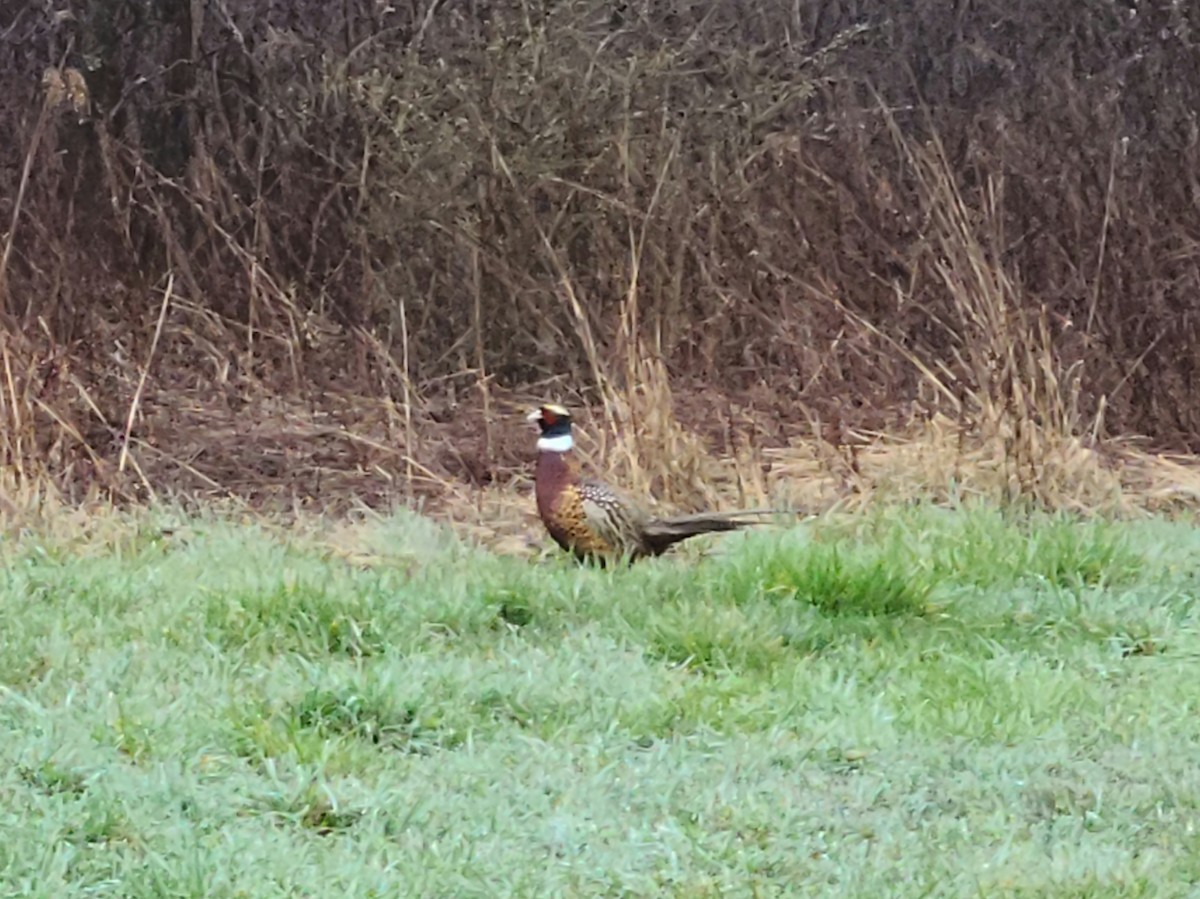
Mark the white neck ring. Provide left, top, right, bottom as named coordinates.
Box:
left=537, top=434, right=574, bottom=453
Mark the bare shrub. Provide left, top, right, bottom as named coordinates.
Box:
left=2, top=1, right=1200, bottom=508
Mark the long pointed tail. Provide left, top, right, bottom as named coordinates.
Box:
left=640, top=509, right=781, bottom=556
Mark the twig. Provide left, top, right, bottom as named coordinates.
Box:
left=1085, top=138, right=1119, bottom=335
left=0, top=72, right=57, bottom=313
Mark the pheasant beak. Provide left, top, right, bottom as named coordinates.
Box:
left=528, top=403, right=569, bottom=432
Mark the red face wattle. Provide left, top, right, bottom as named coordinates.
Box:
left=528, top=403, right=572, bottom=437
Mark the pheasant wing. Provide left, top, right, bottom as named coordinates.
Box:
left=577, top=479, right=651, bottom=559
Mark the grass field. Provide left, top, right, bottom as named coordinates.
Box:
left=1, top=504, right=1199, bottom=897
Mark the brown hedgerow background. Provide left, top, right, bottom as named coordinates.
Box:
left=1, top=0, right=1198, bottom=514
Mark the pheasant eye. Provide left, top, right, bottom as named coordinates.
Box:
left=541, top=407, right=558, bottom=425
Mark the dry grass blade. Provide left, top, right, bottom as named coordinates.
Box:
left=119, top=274, right=174, bottom=477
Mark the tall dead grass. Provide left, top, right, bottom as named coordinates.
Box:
left=806, top=121, right=1116, bottom=510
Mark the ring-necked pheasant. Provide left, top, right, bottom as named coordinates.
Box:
left=528, top=402, right=771, bottom=564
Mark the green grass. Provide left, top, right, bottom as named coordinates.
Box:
left=1, top=505, right=1199, bottom=896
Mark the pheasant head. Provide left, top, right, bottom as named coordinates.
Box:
left=526, top=402, right=574, bottom=452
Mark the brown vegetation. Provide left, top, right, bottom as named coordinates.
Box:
left=2, top=0, right=1200, bottom=529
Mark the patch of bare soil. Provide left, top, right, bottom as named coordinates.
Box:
left=33, top=373, right=1192, bottom=563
